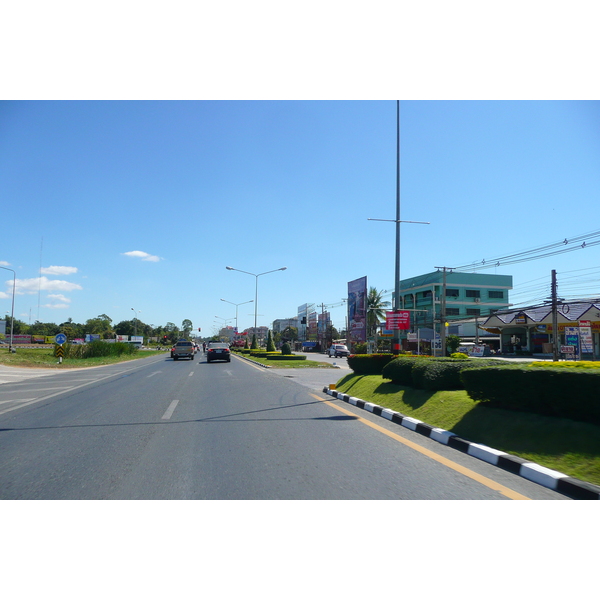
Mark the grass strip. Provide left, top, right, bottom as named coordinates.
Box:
left=335, top=373, right=600, bottom=487
left=235, top=353, right=335, bottom=369
left=0, top=347, right=165, bottom=368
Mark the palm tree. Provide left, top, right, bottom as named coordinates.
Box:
left=367, top=287, right=391, bottom=338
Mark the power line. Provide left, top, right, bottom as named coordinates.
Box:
left=452, top=228, right=600, bottom=272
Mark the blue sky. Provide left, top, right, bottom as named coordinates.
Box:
left=2, top=4, right=600, bottom=338
left=2, top=100, right=600, bottom=335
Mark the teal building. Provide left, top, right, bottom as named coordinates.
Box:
left=396, top=270, right=513, bottom=349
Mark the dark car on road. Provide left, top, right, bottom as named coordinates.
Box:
left=206, top=343, right=231, bottom=363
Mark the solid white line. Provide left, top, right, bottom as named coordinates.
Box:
left=147, top=371, right=162, bottom=378
left=162, top=399, right=180, bottom=420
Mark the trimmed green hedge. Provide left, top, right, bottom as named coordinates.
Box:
left=347, top=354, right=397, bottom=375
left=461, top=365, right=600, bottom=424
left=381, top=356, right=425, bottom=385
left=382, top=356, right=504, bottom=391
left=266, top=354, right=307, bottom=361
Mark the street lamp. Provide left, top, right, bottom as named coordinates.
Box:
left=225, top=266, right=287, bottom=332
left=131, top=308, right=141, bottom=337
left=0, top=266, right=16, bottom=352
left=220, top=298, right=253, bottom=333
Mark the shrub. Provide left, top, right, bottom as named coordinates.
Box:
left=381, top=356, right=425, bottom=385
left=347, top=354, right=396, bottom=375
left=58, top=341, right=137, bottom=359
left=450, top=352, right=469, bottom=359
left=382, top=356, right=504, bottom=390
left=461, top=365, right=600, bottom=425
left=266, top=354, right=306, bottom=361
left=266, top=330, right=276, bottom=352
left=281, top=342, right=292, bottom=355
left=414, top=359, right=471, bottom=390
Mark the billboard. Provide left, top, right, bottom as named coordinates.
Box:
left=348, top=276, right=367, bottom=343
left=386, top=310, right=411, bottom=330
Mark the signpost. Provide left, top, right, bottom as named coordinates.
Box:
left=54, top=333, right=67, bottom=363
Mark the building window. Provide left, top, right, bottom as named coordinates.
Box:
left=465, top=289, right=481, bottom=298
left=466, top=308, right=481, bottom=316
left=446, top=288, right=459, bottom=297
left=446, top=308, right=460, bottom=316
left=488, top=290, right=504, bottom=299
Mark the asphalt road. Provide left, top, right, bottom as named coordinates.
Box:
left=0, top=352, right=566, bottom=499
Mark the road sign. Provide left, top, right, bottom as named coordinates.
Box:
left=55, top=345, right=64, bottom=358
left=55, top=333, right=67, bottom=345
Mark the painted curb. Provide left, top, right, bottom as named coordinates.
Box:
left=231, top=353, right=271, bottom=368
left=323, top=387, right=600, bottom=500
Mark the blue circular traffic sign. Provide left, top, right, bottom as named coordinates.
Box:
left=55, top=333, right=67, bottom=345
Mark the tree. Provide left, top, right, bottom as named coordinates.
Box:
left=367, top=286, right=391, bottom=338
left=446, top=334, right=462, bottom=355
left=266, top=330, right=275, bottom=352
left=251, top=334, right=257, bottom=349
left=182, top=319, right=193, bottom=337
left=281, top=326, right=298, bottom=341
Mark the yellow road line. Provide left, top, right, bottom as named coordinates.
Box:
left=309, top=393, right=531, bottom=500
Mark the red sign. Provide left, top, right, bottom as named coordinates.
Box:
left=386, top=310, right=410, bottom=330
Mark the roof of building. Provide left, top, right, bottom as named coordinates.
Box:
left=481, top=299, right=600, bottom=329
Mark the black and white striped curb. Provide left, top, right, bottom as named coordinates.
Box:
left=323, top=387, right=600, bottom=500
left=231, top=353, right=271, bottom=368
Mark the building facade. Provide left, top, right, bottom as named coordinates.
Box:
left=396, top=270, right=513, bottom=349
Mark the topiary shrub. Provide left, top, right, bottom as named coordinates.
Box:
left=347, top=354, right=396, bottom=375
left=281, top=342, right=292, bottom=355
left=381, top=356, right=425, bottom=386
left=266, top=330, right=276, bottom=352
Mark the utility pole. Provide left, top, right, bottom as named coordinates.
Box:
left=434, top=266, right=450, bottom=357
left=551, top=269, right=559, bottom=362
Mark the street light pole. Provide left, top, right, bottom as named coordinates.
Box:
left=220, top=298, right=253, bottom=333
left=1, top=266, right=16, bottom=352
left=225, top=266, right=287, bottom=332
left=368, top=101, right=429, bottom=354
left=131, top=308, right=141, bottom=337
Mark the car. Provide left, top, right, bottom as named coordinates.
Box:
left=328, top=344, right=350, bottom=358
left=206, top=342, right=231, bottom=362
left=171, top=340, right=196, bottom=360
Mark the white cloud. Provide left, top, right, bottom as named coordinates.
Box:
left=43, top=303, right=70, bottom=310
left=122, top=250, right=161, bottom=262
left=0, top=291, right=8, bottom=299
left=41, top=266, right=78, bottom=275
left=13, top=277, right=83, bottom=295
left=47, top=294, right=71, bottom=303
left=0, top=261, right=10, bottom=267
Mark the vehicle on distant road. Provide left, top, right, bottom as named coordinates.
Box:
left=171, top=340, right=196, bottom=360
left=327, top=344, right=350, bottom=358
left=206, top=343, right=231, bottom=363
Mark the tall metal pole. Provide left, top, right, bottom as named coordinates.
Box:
left=393, top=100, right=401, bottom=354
left=368, top=101, right=429, bottom=354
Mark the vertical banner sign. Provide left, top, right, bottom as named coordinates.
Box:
left=348, top=276, right=367, bottom=343
left=579, top=321, right=593, bottom=353
left=565, top=327, right=580, bottom=358
left=386, top=310, right=411, bottom=330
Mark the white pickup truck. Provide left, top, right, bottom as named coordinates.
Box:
left=171, top=340, right=196, bottom=360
